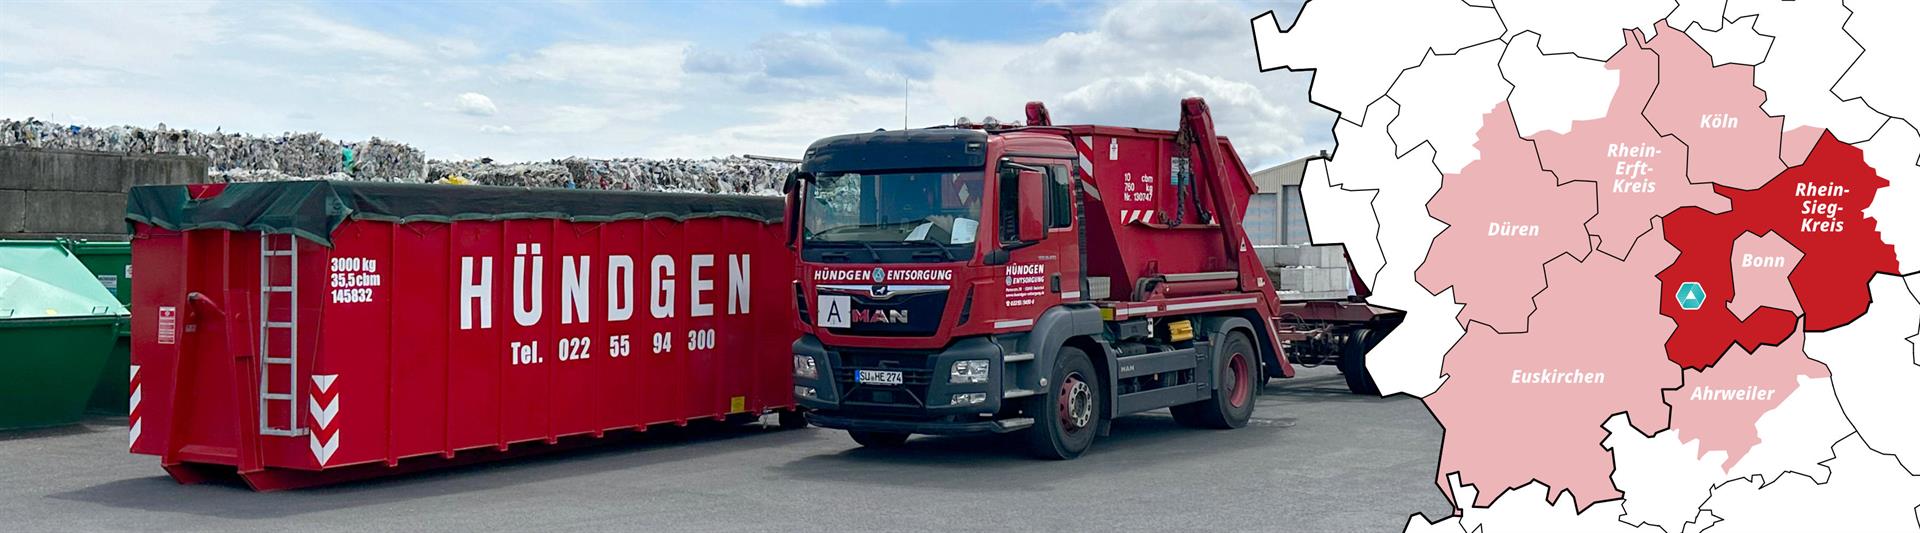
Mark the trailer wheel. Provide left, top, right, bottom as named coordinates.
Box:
left=1027, top=346, right=1100, bottom=460
left=1339, top=329, right=1381, bottom=396
left=849, top=431, right=910, bottom=448
left=777, top=409, right=808, bottom=430
left=1171, top=331, right=1257, bottom=429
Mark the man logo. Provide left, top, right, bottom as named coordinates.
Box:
left=853, top=309, right=909, bottom=324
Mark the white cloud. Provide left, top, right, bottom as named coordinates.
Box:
left=2, top=67, right=118, bottom=87
left=923, top=1, right=1325, bottom=168
left=1053, top=69, right=1307, bottom=164
left=501, top=42, right=688, bottom=92
left=0, top=0, right=225, bottom=75
left=434, top=38, right=484, bottom=60
left=655, top=94, right=903, bottom=157
left=525, top=101, right=680, bottom=139
left=455, top=93, right=498, bottom=116
left=245, top=8, right=429, bottom=63
left=684, top=27, right=916, bottom=96
left=783, top=0, right=828, bottom=6
left=0, top=1, right=1328, bottom=167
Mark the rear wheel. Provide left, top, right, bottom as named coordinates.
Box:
left=1171, top=331, right=1258, bottom=429
left=1027, top=346, right=1100, bottom=460
left=849, top=431, right=910, bottom=448
left=1339, top=329, right=1381, bottom=396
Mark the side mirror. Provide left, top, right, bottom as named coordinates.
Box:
left=784, top=170, right=807, bottom=248
left=1016, top=169, right=1045, bottom=242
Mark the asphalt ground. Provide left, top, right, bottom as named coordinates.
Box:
left=0, top=365, right=1450, bottom=532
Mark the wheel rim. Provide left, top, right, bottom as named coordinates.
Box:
left=1058, top=372, right=1094, bottom=432
left=1227, top=352, right=1251, bottom=408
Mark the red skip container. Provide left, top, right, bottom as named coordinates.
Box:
left=125, top=181, right=796, bottom=490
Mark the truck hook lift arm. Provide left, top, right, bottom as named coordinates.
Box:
left=1178, top=97, right=1254, bottom=292
left=1025, top=101, right=1052, bottom=127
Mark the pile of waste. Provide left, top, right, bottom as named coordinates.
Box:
left=2, top=118, right=795, bottom=195
left=427, top=156, right=792, bottom=194
left=2, top=118, right=425, bottom=181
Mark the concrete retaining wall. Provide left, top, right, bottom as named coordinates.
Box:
left=0, top=147, right=208, bottom=241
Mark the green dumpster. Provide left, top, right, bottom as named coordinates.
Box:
left=67, top=241, right=132, bottom=305
left=0, top=240, right=129, bottom=430
left=66, top=240, right=133, bottom=414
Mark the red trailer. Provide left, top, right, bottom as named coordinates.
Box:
left=124, top=181, right=799, bottom=490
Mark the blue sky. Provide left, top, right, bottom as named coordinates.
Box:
left=0, top=0, right=1324, bottom=168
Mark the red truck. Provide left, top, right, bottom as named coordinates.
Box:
left=784, top=98, right=1400, bottom=459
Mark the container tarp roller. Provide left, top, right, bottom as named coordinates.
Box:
left=126, top=180, right=785, bottom=246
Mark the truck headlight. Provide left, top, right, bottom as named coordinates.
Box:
left=950, top=359, right=989, bottom=384
left=795, top=386, right=817, bottom=399
left=949, top=393, right=987, bottom=406
left=794, top=355, right=818, bottom=379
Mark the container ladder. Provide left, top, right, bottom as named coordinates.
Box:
left=258, top=233, right=306, bottom=437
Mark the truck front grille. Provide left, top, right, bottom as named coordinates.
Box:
left=834, top=351, right=934, bottom=408
left=833, top=368, right=934, bottom=408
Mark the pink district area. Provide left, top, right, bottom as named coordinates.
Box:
left=1417, top=102, right=1596, bottom=333
left=1425, top=219, right=1683, bottom=511
left=1642, top=21, right=1787, bottom=190
left=1531, top=29, right=1729, bottom=259
left=1727, top=231, right=1804, bottom=320
left=1664, top=329, right=1827, bottom=468
left=1782, top=126, right=1823, bottom=168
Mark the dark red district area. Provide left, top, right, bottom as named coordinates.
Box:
left=1658, top=131, right=1898, bottom=369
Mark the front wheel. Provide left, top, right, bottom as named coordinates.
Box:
left=1171, top=331, right=1258, bottom=429
left=1027, top=346, right=1101, bottom=460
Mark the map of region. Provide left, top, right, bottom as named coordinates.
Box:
left=1254, top=0, right=1920, bottom=531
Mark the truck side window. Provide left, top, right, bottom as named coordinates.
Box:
left=1046, top=165, right=1071, bottom=228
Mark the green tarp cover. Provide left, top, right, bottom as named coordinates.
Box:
left=126, top=180, right=786, bottom=246
left=0, top=241, right=130, bottom=322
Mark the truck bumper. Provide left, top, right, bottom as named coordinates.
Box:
left=792, top=334, right=1016, bottom=432
left=805, top=412, right=1035, bottom=435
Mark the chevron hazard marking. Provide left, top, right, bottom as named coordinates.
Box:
left=309, top=395, right=339, bottom=428
left=309, top=431, right=339, bottom=466
left=308, top=373, right=340, bottom=465
left=312, top=373, right=337, bottom=392
left=128, top=365, right=141, bottom=450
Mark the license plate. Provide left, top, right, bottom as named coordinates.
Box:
left=855, top=369, right=904, bottom=386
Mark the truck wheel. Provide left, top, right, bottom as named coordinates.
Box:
left=1339, top=329, right=1381, bottom=396
left=1170, top=331, right=1257, bottom=429
left=849, top=431, right=910, bottom=448
left=777, top=408, right=808, bottom=430
left=1027, top=346, right=1100, bottom=460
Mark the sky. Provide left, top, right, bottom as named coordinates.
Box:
left=0, top=0, right=1327, bottom=169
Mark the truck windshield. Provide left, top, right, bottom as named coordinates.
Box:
left=803, top=171, right=985, bottom=254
